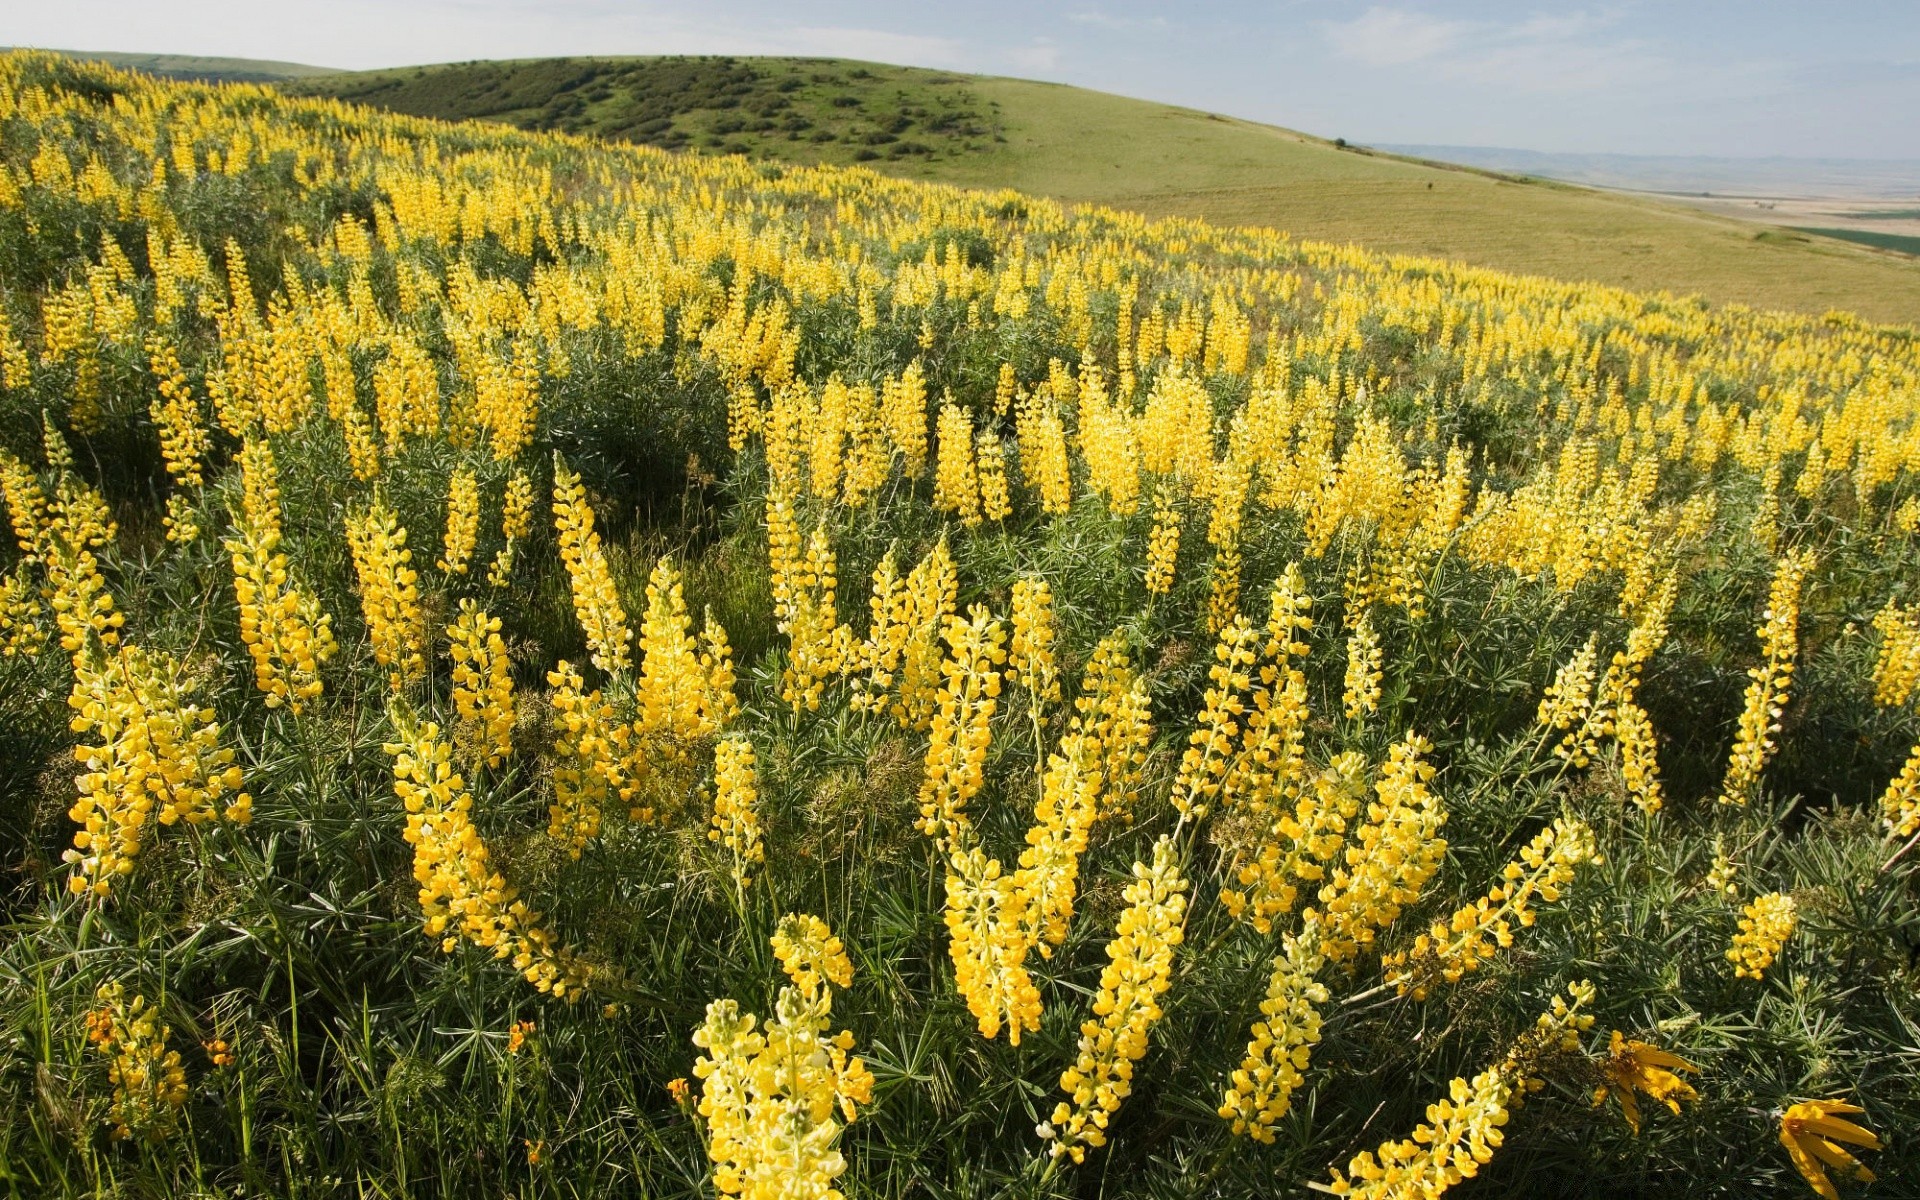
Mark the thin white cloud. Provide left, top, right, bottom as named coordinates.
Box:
left=1005, top=39, right=1060, bottom=71
left=1322, top=7, right=1469, bottom=68
left=1320, top=6, right=1689, bottom=96
left=1068, top=10, right=1170, bottom=35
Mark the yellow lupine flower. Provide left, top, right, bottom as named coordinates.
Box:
left=1343, top=607, right=1384, bottom=719
left=384, top=703, right=592, bottom=997
left=551, top=456, right=631, bottom=674
left=545, top=660, right=619, bottom=857
left=65, top=643, right=250, bottom=897
left=1219, top=920, right=1328, bottom=1142
left=1383, top=817, right=1601, bottom=999
left=1007, top=575, right=1061, bottom=713
left=1041, top=835, right=1188, bottom=1164
left=708, top=735, right=762, bottom=888
left=1327, top=983, right=1595, bottom=1199
left=1719, top=551, right=1813, bottom=805
left=447, top=599, right=514, bottom=768
left=692, top=915, right=872, bottom=1199
left=1144, top=484, right=1181, bottom=595
left=1728, top=890, right=1797, bottom=980
left=85, top=982, right=188, bottom=1142
left=345, top=498, right=427, bottom=691
left=438, top=466, right=480, bottom=575
left=916, top=605, right=1005, bottom=849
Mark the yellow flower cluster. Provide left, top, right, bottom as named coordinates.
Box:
left=637, top=557, right=737, bottom=747
left=227, top=441, right=336, bottom=712
left=85, top=982, right=188, bottom=1142
left=552, top=457, right=631, bottom=674
left=692, top=914, right=873, bottom=1200
left=1593, top=1031, right=1698, bottom=1134
left=1728, top=891, right=1797, bottom=980
left=65, top=644, right=251, bottom=897
left=945, top=846, right=1043, bottom=1044
left=1537, top=637, right=1601, bottom=767
left=709, top=736, right=763, bottom=889
left=1221, top=751, right=1365, bottom=935
left=1008, top=575, right=1061, bottom=712
left=1779, top=1099, right=1880, bottom=1200
left=1316, top=734, right=1448, bottom=966
left=1869, top=602, right=1920, bottom=708
left=447, top=599, right=515, bottom=768
left=345, top=499, right=427, bottom=690
left=916, top=606, right=1005, bottom=849
left=1343, top=608, right=1384, bottom=720
left=1384, top=817, right=1600, bottom=999
left=1880, top=742, right=1920, bottom=838
left=1071, top=633, right=1155, bottom=822
left=1, top=565, right=47, bottom=658
left=1145, top=485, right=1181, bottom=595
left=855, top=538, right=958, bottom=728
left=933, top=401, right=982, bottom=527
left=1218, top=921, right=1329, bottom=1141
left=545, top=660, right=618, bottom=857
left=146, top=337, right=209, bottom=543
left=438, top=466, right=480, bottom=575
left=42, top=474, right=125, bottom=664
left=384, top=705, right=591, bottom=997
left=487, top=469, right=535, bottom=587
left=1171, top=615, right=1260, bottom=819
left=1042, top=835, right=1188, bottom=1164
left=1720, top=552, right=1812, bottom=805
left=1327, top=982, right=1595, bottom=1199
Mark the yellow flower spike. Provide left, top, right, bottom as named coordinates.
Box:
left=1008, top=576, right=1061, bottom=713
left=1042, top=835, right=1187, bottom=1164
left=551, top=457, right=631, bottom=675
left=345, top=498, right=427, bottom=691
left=1719, top=551, right=1813, bottom=805
left=1343, top=607, right=1384, bottom=720
left=63, top=643, right=250, bottom=897
left=1880, top=741, right=1920, bottom=838
left=1219, top=920, right=1329, bottom=1142
left=1144, top=484, right=1181, bottom=595
left=85, top=982, right=188, bottom=1142
left=1592, top=1031, right=1699, bottom=1134
left=933, top=401, right=982, bottom=527
left=544, top=660, right=619, bottom=858
left=1728, top=891, right=1797, bottom=980
left=446, top=600, right=514, bottom=768
left=1779, top=1100, right=1880, bottom=1200
left=1383, top=817, right=1601, bottom=999
left=437, top=466, right=480, bottom=575
left=383, top=703, right=593, bottom=998
left=1328, top=982, right=1594, bottom=1199
left=916, top=605, right=1005, bottom=850
left=693, top=915, right=872, bottom=1197
left=708, top=736, right=762, bottom=889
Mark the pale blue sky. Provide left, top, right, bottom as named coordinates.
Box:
left=9, top=2, right=1918, bottom=157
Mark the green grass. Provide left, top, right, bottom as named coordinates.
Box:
left=1792, top=227, right=1920, bottom=257
left=287, top=55, right=1920, bottom=326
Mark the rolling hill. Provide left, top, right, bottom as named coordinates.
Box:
left=39, top=50, right=1920, bottom=324
left=3, top=47, right=338, bottom=83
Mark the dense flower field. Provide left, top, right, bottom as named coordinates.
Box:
left=0, top=49, right=1916, bottom=1199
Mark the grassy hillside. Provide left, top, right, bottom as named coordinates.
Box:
left=5, top=47, right=1920, bottom=1200
left=10, top=48, right=337, bottom=83
left=289, top=56, right=1920, bottom=325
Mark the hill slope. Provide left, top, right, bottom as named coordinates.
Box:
left=287, top=56, right=1920, bottom=325
left=9, top=47, right=338, bottom=83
